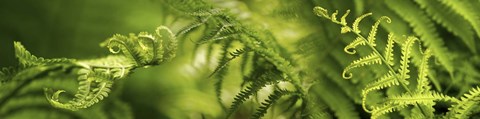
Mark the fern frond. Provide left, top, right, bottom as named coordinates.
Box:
left=212, top=41, right=235, bottom=111
left=381, top=91, right=457, bottom=119
left=72, top=69, right=92, bottom=105
left=214, top=64, right=228, bottom=111
left=315, top=6, right=450, bottom=118
left=227, top=79, right=274, bottom=118
left=102, top=26, right=176, bottom=66
left=416, top=49, right=432, bottom=93
left=367, top=16, right=391, bottom=47
left=83, top=80, right=113, bottom=107
left=397, top=36, right=416, bottom=82
left=45, top=68, right=114, bottom=111
left=313, top=7, right=352, bottom=34
left=330, top=10, right=340, bottom=24
left=328, top=9, right=355, bottom=33
left=375, top=91, right=454, bottom=119
left=343, top=53, right=381, bottom=79
left=14, top=42, right=73, bottom=67
left=176, top=17, right=209, bottom=37
left=133, top=33, right=155, bottom=64
left=137, top=32, right=160, bottom=64
left=240, top=40, right=303, bottom=93
left=43, top=56, right=133, bottom=111
left=313, top=7, right=330, bottom=19
left=156, top=26, right=177, bottom=62
left=362, top=71, right=398, bottom=112
left=209, top=48, right=247, bottom=78
left=106, top=34, right=144, bottom=66
left=371, top=3, right=412, bottom=37
left=252, top=89, right=296, bottom=119
left=371, top=103, right=407, bottom=119
left=75, top=60, right=127, bottom=82
left=387, top=92, right=444, bottom=106
left=384, top=33, right=395, bottom=66
left=446, top=87, right=480, bottom=119
left=5, top=25, right=177, bottom=112
left=340, top=10, right=350, bottom=26
left=344, top=37, right=366, bottom=55
left=352, top=13, right=373, bottom=33
left=196, top=24, right=235, bottom=44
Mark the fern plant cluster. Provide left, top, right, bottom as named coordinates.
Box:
left=163, top=0, right=313, bottom=118
left=1, top=0, right=480, bottom=119
left=0, top=26, right=177, bottom=117
left=314, top=6, right=480, bottom=118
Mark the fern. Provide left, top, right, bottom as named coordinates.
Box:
left=416, top=49, right=432, bottom=93
left=0, top=68, right=132, bottom=119
left=384, top=33, right=395, bottom=66
left=166, top=2, right=313, bottom=118
left=252, top=89, right=296, bottom=119
left=446, top=87, right=480, bottom=118
left=314, top=6, right=462, bottom=118
left=1, top=26, right=178, bottom=111
left=226, top=62, right=283, bottom=118
left=45, top=72, right=114, bottom=110
left=370, top=103, right=408, bottom=119
left=361, top=71, right=398, bottom=112
left=351, top=12, right=372, bottom=34
left=342, top=53, right=381, bottom=79
left=397, top=36, right=416, bottom=82
left=344, top=37, right=366, bottom=54
left=209, top=48, right=248, bottom=78
left=3, top=1, right=480, bottom=118
left=14, top=42, right=74, bottom=68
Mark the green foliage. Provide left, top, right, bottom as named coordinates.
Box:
left=1, top=26, right=178, bottom=112
left=447, top=87, right=480, bottom=118
left=315, top=6, right=480, bottom=119
left=1, top=0, right=480, bottom=118
left=386, top=0, right=454, bottom=75
left=252, top=89, right=297, bottom=119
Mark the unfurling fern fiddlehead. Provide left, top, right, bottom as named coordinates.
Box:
left=1, top=26, right=177, bottom=111
left=313, top=6, right=461, bottom=118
